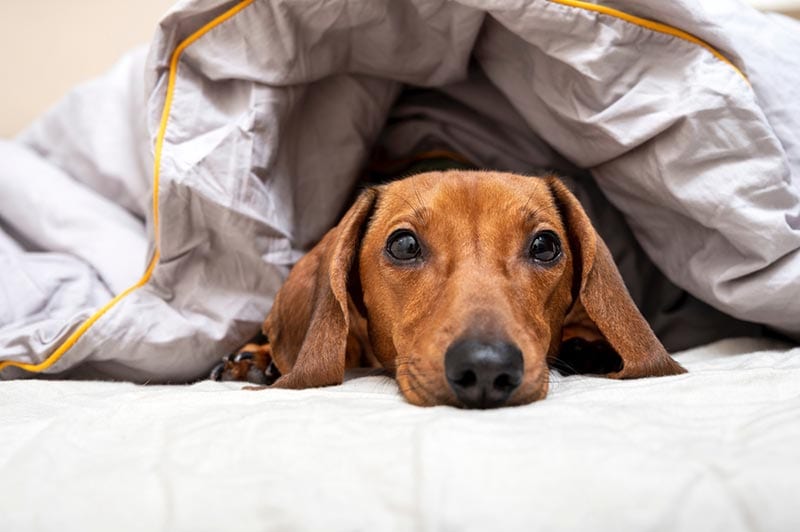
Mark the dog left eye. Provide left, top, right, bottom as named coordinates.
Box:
left=530, top=231, right=562, bottom=263
left=386, top=230, right=421, bottom=261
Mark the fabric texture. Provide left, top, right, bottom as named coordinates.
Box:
left=1, top=338, right=799, bottom=531
left=2, top=0, right=800, bottom=380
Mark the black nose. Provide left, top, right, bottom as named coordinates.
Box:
left=445, top=339, right=524, bottom=409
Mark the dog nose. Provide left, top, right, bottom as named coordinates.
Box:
left=445, top=339, right=524, bottom=409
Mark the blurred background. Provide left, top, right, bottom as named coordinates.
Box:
left=0, top=0, right=797, bottom=138
left=0, top=0, right=174, bottom=137
left=750, top=0, right=800, bottom=16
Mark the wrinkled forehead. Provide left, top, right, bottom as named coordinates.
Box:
left=370, top=171, right=564, bottom=233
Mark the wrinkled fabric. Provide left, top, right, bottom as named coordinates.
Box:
left=1, top=0, right=799, bottom=381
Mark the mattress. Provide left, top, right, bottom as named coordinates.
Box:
left=2, top=337, right=798, bottom=531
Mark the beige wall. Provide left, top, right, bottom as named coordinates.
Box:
left=1, top=0, right=797, bottom=138
left=0, top=0, right=174, bottom=137
left=749, top=0, right=800, bottom=17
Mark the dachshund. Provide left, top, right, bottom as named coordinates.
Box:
left=211, top=171, right=686, bottom=408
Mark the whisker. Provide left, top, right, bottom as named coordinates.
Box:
left=412, top=180, right=427, bottom=225
left=386, top=190, right=429, bottom=227
left=550, top=358, right=579, bottom=375
left=397, top=366, right=436, bottom=404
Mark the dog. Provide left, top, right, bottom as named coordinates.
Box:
left=212, top=170, right=686, bottom=408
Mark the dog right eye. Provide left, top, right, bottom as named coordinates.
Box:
left=386, top=230, right=421, bottom=261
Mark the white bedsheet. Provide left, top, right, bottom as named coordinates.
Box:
left=1, top=338, right=799, bottom=532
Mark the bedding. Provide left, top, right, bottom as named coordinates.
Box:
left=3, top=2, right=799, bottom=528
left=2, top=0, right=800, bottom=381
left=1, top=338, right=799, bottom=531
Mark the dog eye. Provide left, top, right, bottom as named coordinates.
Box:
left=386, top=230, right=421, bottom=261
left=530, top=231, right=561, bottom=263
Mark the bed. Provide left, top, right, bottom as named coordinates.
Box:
left=2, top=338, right=799, bottom=530
left=2, top=0, right=800, bottom=529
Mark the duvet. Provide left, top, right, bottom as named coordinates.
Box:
left=2, top=0, right=800, bottom=381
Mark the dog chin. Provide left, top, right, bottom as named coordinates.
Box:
left=396, top=368, right=550, bottom=408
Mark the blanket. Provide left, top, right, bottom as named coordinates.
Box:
left=2, top=0, right=800, bottom=380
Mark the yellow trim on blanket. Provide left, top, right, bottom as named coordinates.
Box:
left=0, top=0, right=744, bottom=375
left=0, top=0, right=255, bottom=375
left=547, top=0, right=748, bottom=82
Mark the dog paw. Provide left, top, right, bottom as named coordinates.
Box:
left=209, top=348, right=280, bottom=385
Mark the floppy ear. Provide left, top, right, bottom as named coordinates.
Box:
left=547, top=178, right=686, bottom=378
left=265, top=188, right=378, bottom=389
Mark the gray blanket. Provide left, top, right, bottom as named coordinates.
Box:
left=2, top=0, right=799, bottom=381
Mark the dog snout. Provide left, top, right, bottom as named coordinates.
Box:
left=445, top=338, right=524, bottom=409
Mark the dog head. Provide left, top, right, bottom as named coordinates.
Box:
left=265, top=171, right=685, bottom=407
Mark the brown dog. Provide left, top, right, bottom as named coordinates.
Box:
left=212, top=171, right=686, bottom=408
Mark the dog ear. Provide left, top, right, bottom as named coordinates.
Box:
left=265, top=188, right=377, bottom=389
left=546, top=178, right=686, bottom=379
